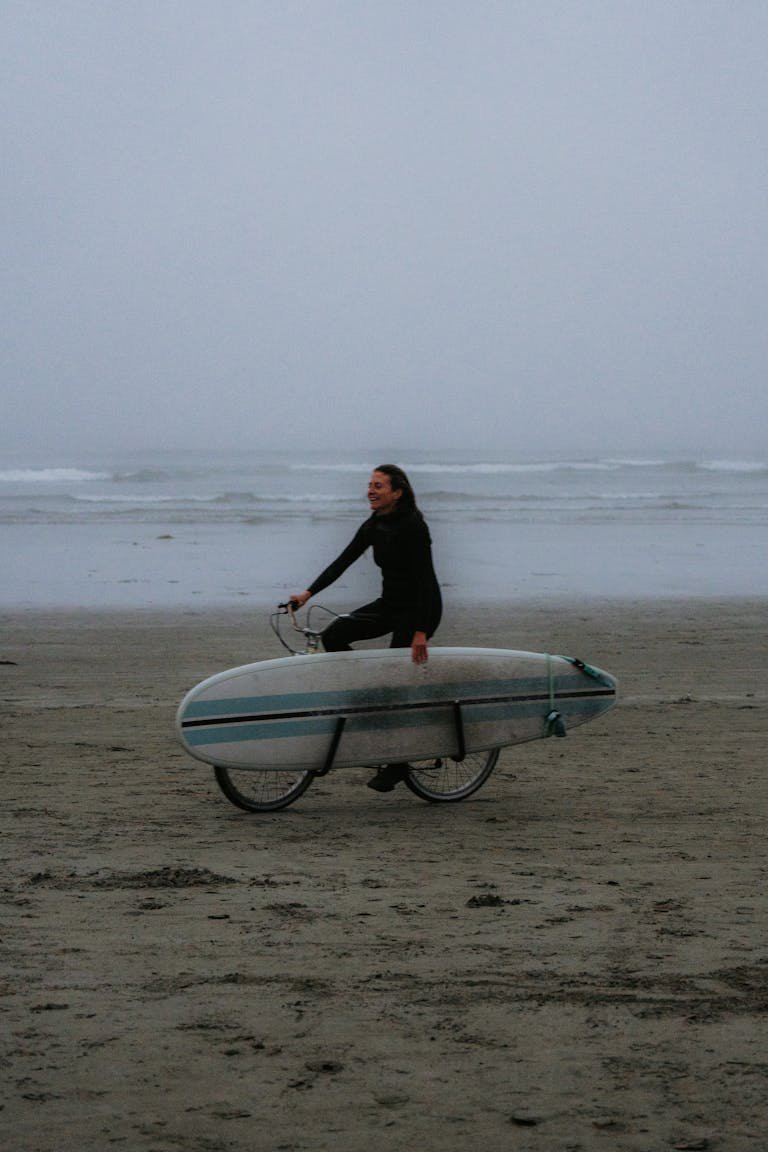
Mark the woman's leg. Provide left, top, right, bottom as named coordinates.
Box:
left=368, top=615, right=419, bottom=792
left=321, top=604, right=415, bottom=793
left=389, top=619, right=415, bottom=648
left=321, top=600, right=392, bottom=651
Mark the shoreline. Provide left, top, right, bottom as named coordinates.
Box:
left=2, top=597, right=767, bottom=1149
left=3, top=589, right=766, bottom=616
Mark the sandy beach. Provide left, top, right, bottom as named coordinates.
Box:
left=2, top=598, right=766, bottom=1151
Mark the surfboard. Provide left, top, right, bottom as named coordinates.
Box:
left=176, top=647, right=617, bottom=773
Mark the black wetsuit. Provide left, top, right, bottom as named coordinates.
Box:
left=307, top=506, right=442, bottom=651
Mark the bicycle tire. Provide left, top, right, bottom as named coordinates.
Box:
left=404, top=748, right=500, bottom=803
left=213, top=766, right=314, bottom=812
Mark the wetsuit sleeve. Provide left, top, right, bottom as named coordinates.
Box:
left=395, top=517, right=442, bottom=636
left=306, top=524, right=370, bottom=596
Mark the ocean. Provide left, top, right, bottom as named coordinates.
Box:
left=1, top=447, right=767, bottom=609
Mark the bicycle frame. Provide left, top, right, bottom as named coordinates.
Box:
left=194, top=603, right=502, bottom=811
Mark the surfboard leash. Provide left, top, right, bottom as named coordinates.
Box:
left=545, top=654, right=568, bottom=738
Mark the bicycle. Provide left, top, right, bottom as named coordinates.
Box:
left=210, top=603, right=500, bottom=813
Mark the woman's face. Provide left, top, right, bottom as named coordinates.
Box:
left=367, top=470, right=402, bottom=516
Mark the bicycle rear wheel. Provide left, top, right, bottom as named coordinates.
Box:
left=404, top=748, right=499, bottom=803
left=213, top=766, right=314, bottom=812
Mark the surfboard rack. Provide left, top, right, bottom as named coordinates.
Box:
left=314, top=715, right=348, bottom=777
left=313, top=701, right=469, bottom=776
left=452, top=700, right=467, bottom=762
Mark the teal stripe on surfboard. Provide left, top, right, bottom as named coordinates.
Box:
left=181, top=673, right=586, bottom=722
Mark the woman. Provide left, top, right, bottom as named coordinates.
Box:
left=289, top=464, right=442, bottom=792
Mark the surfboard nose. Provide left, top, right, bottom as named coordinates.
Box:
left=565, top=657, right=618, bottom=695
left=590, top=664, right=618, bottom=692
left=584, top=664, right=618, bottom=714
left=559, top=656, right=618, bottom=725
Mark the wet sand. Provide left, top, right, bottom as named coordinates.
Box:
left=1, top=599, right=767, bottom=1151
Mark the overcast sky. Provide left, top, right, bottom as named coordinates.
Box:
left=2, top=1, right=767, bottom=457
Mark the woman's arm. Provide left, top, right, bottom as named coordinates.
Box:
left=288, top=523, right=370, bottom=607
left=399, top=518, right=440, bottom=663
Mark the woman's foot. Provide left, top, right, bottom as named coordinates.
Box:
left=366, top=764, right=408, bottom=792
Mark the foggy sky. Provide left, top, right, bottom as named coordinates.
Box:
left=3, top=1, right=767, bottom=457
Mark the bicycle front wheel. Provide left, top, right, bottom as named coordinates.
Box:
left=404, top=748, right=500, bottom=803
left=213, top=766, right=314, bottom=812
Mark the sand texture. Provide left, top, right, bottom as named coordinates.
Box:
left=2, top=599, right=767, bottom=1151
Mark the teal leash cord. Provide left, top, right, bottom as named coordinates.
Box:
left=545, top=654, right=567, bottom=738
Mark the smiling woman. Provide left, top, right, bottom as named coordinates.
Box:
left=289, top=465, right=442, bottom=665
left=287, top=464, right=444, bottom=793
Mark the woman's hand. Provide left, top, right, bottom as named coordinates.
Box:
left=411, top=631, right=429, bottom=664
left=287, top=590, right=312, bottom=610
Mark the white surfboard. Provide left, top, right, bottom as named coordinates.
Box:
left=176, top=647, right=617, bottom=773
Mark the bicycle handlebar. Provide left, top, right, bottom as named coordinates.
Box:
left=272, top=601, right=334, bottom=655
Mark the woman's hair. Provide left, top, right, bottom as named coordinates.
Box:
left=373, top=464, right=418, bottom=514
